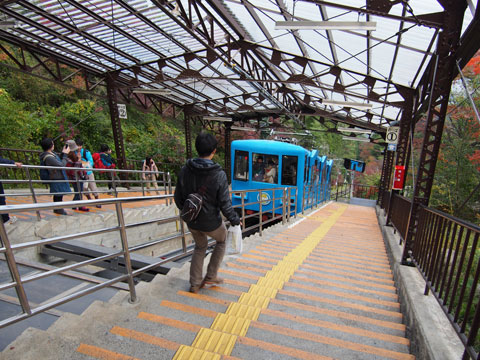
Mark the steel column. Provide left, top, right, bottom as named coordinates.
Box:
left=106, top=73, right=127, bottom=173
left=225, top=123, right=232, bottom=183
left=184, top=115, right=193, bottom=159
left=395, top=89, right=415, bottom=168
left=402, top=1, right=467, bottom=263
left=378, top=145, right=395, bottom=208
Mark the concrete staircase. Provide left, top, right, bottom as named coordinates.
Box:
left=1, top=203, right=413, bottom=360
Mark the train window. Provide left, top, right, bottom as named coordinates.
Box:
left=281, top=155, right=298, bottom=186
left=234, top=150, right=249, bottom=181
left=253, top=153, right=278, bottom=183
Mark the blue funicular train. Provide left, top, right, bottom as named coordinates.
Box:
left=231, top=139, right=333, bottom=222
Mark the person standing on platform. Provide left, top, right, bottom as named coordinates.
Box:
left=174, top=132, right=240, bottom=293
left=0, top=156, right=22, bottom=224
left=65, top=149, right=89, bottom=212
left=99, top=144, right=120, bottom=191
left=40, top=137, right=71, bottom=215
left=76, top=138, right=101, bottom=208
left=142, top=156, right=159, bottom=193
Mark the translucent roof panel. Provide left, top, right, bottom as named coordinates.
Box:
left=0, top=0, right=477, bottom=132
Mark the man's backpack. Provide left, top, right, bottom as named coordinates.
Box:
left=180, top=173, right=211, bottom=223
left=39, top=154, right=54, bottom=182
left=92, top=152, right=105, bottom=169
left=180, top=192, right=204, bottom=223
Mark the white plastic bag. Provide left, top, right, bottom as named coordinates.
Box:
left=226, top=225, right=243, bottom=254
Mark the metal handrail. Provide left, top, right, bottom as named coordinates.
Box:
left=231, top=187, right=297, bottom=234
left=409, top=205, right=480, bottom=360
left=0, top=186, right=298, bottom=329
left=0, top=163, right=173, bottom=217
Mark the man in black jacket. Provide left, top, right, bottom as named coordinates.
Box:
left=174, top=132, right=240, bottom=293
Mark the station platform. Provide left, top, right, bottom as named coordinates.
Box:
left=2, top=202, right=414, bottom=360
left=3, top=188, right=171, bottom=222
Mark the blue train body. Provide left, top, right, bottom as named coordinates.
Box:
left=231, top=140, right=333, bottom=217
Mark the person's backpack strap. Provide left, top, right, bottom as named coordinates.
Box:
left=40, top=153, right=55, bottom=181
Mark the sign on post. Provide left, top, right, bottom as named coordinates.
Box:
left=117, top=104, right=127, bottom=119
left=386, top=126, right=399, bottom=144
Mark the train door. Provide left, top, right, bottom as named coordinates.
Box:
left=281, top=155, right=299, bottom=215
left=233, top=150, right=249, bottom=182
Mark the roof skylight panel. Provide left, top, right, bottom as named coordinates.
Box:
left=369, top=40, right=396, bottom=81
left=393, top=47, right=427, bottom=87
left=396, top=26, right=436, bottom=57
left=221, top=1, right=269, bottom=45
left=405, top=0, right=444, bottom=16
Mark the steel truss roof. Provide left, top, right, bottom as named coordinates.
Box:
left=0, top=0, right=478, bottom=134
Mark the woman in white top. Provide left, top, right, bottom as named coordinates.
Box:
left=263, top=161, right=277, bottom=184
left=142, top=156, right=159, bottom=193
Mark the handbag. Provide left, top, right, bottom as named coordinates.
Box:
left=226, top=225, right=243, bottom=254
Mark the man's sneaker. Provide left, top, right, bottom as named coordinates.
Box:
left=95, top=205, right=102, bottom=208
left=201, top=277, right=224, bottom=288
left=53, top=209, right=68, bottom=215
left=78, top=207, right=89, bottom=212
left=189, top=285, right=201, bottom=294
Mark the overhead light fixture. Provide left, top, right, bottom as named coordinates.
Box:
left=342, top=136, right=371, bottom=142
left=231, top=126, right=256, bottom=132
left=337, top=128, right=372, bottom=134
left=274, top=131, right=310, bottom=136
left=132, top=88, right=171, bottom=95
left=203, top=116, right=232, bottom=122
left=0, top=20, right=18, bottom=30
left=275, top=21, right=376, bottom=31
left=322, top=99, right=373, bottom=110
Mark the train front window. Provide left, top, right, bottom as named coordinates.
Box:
left=281, top=155, right=298, bottom=186
left=234, top=150, right=249, bottom=181
left=253, top=153, right=278, bottom=184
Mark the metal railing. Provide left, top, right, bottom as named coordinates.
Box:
left=0, top=186, right=299, bottom=329
left=334, top=182, right=351, bottom=201
left=386, top=192, right=412, bottom=242
left=0, top=147, right=182, bottom=183
left=302, top=182, right=330, bottom=212
left=0, top=163, right=173, bottom=220
left=411, top=206, right=480, bottom=360
left=351, top=184, right=379, bottom=200
left=232, top=187, right=298, bottom=236
left=333, top=182, right=379, bottom=202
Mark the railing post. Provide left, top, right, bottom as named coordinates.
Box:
left=167, top=172, right=172, bottom=205
left=294, top=187, right=298, bottom=219
left=282, top=188, right=286, bottom=225
left=462, top=299, right=480, bottom=360
left=272, top=188, right=276, bottom=222
left=114, top=202, right=137, bottom=303
left=111, top=171, right=118, bottom=197
left=259, top=191, right=263, bottom=237
left=25, top=167, right=41, bottom=221
left=0, top=222, right=32, bottom=315
left=241, top=191, right=245, bottom=232
left=179, top=217, right=187, bottom=253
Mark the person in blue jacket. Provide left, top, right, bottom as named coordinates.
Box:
left=76, top=138, right=101, bottom=207
left=0, top=156, right=22, bottom=224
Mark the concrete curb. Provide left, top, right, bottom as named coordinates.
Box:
left=376, top=206, right=463, bottom=360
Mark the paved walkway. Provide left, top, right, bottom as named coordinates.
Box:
left=2, top=202, right=413, bottom=359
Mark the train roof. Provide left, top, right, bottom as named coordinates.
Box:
left=231, top=140, right=310, bottom=155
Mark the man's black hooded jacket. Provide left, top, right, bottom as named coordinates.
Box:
left=174, top=158, right=240, bottom=232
